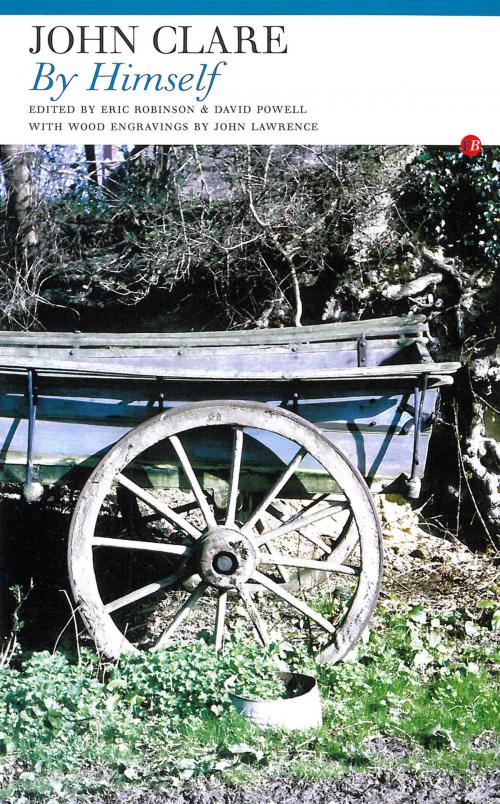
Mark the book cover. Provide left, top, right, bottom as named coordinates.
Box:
left=0, top=1, right=498, bottom=800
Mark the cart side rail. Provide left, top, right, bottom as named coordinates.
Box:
left=0, top=315, right=428, bottom=349
left=0, top=355, right=461, bottom=385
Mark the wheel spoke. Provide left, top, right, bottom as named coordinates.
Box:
left=117, top=473, right=201, bottom=539
left=257, top=522, right=290, bottom=582
left=169, top=435, right=216, bottom=528
left=226, top=427, right=244, bottom=526
left=214, top=591, right=227, bottom=652
left=261, top=542, right=291, bottom=582
left=270, top=498, right=348, bottom=533
left=329, top=513, right=359, bottom=565
left=104, top=573, right=180, bottom=614
left=267, top=503, right=331, bottom=555
left=257, top=552, right=360, bottom=576
left=268, top=493, right=331, bottom=521
left=93, top=536, right=191, bottom=556
left=141, top=501, right=198, bottom=525
left=295, top=529, right=331, bottom=555
left=154, top=580, right=209, bottom=649
left=238, top=585, right=270, bottom=646
left=257, top=502, right=347, bottom=547
left=252, top=570, right=336, bottom=635
left=255, top=518, right=289, bottom=581
left=242, top=447, right=307, bottom=533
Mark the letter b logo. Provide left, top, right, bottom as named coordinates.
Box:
left=460, top=135, right=482, bottom=156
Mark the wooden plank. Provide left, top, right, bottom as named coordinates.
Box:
left=0, top=384, right=436, bottom=434
left=0, top=355, right=461, bottom=382
left=0, top=337, right=413, bottom=359
left=0, top=417, right=432, bottom=490
left=0, top=342, right=411, bottom=374
left=0, top=315, right=428, bottom=349
left=0, top=376, right=455, bottom=426
left=0, top=398, right=421, bottom=443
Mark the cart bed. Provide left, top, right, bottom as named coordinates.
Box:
left=0, top=315, right=460, bottom=493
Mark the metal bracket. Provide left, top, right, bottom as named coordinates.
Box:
left=153, top=378, right=167, bottom=410
left=357, top=333, right=368, bottom=367
left=26, top=368, right=38, bottom=483
left=280, top=392, right=299, bottom=414
left=407, top=373, right=429, bottom=499
left=23, top=368, right=44, bottom=503
left=398, top=404, right=438, bottom=435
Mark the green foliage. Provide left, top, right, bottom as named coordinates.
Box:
left=402, top=147, right=500, bottom=268
left=312, top=600, right=499, bottom=774
left=0, top=639, right=286, bottom=795
left=0, top=582, right=34, bottom=669
left=0, top=599, right=497, bottom=797
left=107, top=637, right=287, bottom=720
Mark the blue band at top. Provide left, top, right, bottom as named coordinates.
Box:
left=3, top=0, right=500, bottom=13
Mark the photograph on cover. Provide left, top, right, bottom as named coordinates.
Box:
left=0, top=143, right=498, bottom=798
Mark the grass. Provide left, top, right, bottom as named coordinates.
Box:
left=0, top=595, right=498, bottom=799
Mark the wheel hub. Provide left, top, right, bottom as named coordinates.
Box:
left=198, top=526, right=257, bottom=589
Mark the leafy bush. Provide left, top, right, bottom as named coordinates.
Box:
left=107, top=638, right=287, bottom=721
left=0, top=638, right=287, bottom=794
left=402, top=147, right=500, bottom=268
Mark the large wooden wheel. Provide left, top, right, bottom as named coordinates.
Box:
left=68, top=401, right=382, bottom=664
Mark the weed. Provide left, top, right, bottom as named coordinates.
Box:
left=0, top=582, right=33, bottom=669
left=0, top=599, right=497, bottom=797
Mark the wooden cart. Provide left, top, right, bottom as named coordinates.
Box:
left=0, top=315, right=460, bottom=663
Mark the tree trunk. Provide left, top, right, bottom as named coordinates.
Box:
left=0, top=144, right=38, bottom=249
left=463, top=345, right=500, bottom=547
left=84, top=144, right=99, bottom=185
left=0, top=145, right=43, bottom=327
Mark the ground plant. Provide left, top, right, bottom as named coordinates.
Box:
left=0, top=590, right=497, bottom=800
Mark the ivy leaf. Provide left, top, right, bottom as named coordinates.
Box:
left=408, top=604, right=427, bottom=625
left=413, top=649, right=433, bottom=668
left=228, top=743, right=265, bottom=762
left=214, top=758, right=235, bottom=771
left=464, top=621, right=481, bottom=637
left=122, top=766, right=139, bottom=780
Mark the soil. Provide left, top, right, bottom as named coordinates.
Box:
left=377, top=493, right=499, bottom=615
left=74, top=771, right=500, bottom=804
